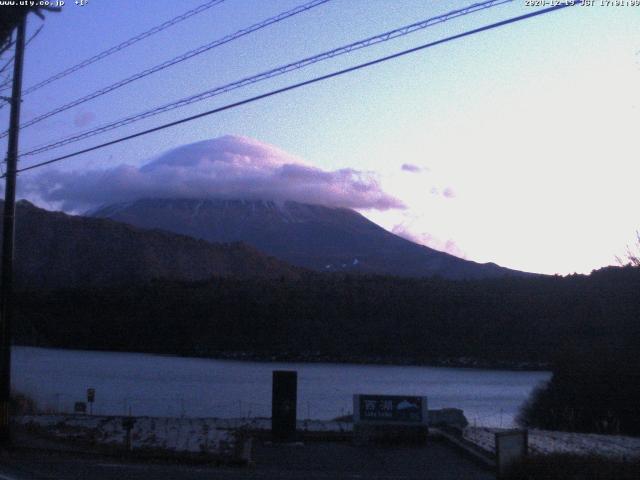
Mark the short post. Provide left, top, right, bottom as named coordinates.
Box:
left=495, top=429, right=528, bottom=478
left=87, top=388, right=95, bottom=415
left=122, top=416, right=136, bottom=452
left=271, top=370, right=297, bottom=441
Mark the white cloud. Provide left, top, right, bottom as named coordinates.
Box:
left=392, top=223, right=466, bottom=259
left=23, top=135, right=405, bottom=213
left=401, top=163, right=422, bottom=173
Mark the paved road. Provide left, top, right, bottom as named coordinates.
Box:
left=0, top=439, right=495, bottom=480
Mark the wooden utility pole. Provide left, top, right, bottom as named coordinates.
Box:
left=0, top=13, right=27, bottom=446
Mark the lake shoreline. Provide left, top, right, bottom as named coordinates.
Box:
left=202, top=350, right=550, bottom=372
left=13, top=345, right=550, bottom=424
left=15, top=343, right=550, bottom=372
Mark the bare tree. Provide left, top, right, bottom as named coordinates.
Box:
left=617, top=232, right=640, bottom=267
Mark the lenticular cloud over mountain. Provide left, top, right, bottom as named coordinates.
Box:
left=26, top=135, right=405, bottom=212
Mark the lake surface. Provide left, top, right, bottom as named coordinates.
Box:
left=12, top=346, right=550, bottom=427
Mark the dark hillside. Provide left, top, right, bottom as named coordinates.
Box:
left=1, top=200, right=302, bottom=289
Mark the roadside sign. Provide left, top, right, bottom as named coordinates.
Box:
left=354, top=395, right=427, bottom=425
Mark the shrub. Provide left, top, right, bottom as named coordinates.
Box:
left=518, top=346, right=640, bottom=436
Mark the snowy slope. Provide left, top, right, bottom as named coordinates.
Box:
left=464, top=426, right=640, bottom=460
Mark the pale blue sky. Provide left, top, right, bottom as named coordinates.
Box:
left=1, top=0, right=639, bottom=274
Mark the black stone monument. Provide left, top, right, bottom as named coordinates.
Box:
left=271, top=370, right=297, bottom=441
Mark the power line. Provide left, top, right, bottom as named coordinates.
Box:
left=2, top=0, right=330, bottom=138
left=2, top=0, right=227, bottom=96
left=19, top=0, right=513, bottom=157
left=12, top=1, right=580, bottom=177
left=0, top=32, right=16, bottom=94
left=0, top=76, right=11, bottom=93
left=0, top=24, right=43, bottom=109
left=25, top=24, right=43, bottom=47
left=0, top=40, right=14, bottom=59
left=0, top=24, right=43, bottom=77
left=0, top=25, right=44, bottom=73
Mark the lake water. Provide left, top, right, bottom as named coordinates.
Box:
left=12, top=346, right=550, bottom=427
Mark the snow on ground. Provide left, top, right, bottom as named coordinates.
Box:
left=464, top=426, right=640, bottom=460
left=19, top=414, right=639, bottom=461
left=17, top=415, right=235, bottom=456
left=16, top=415, right=353, bottom=456
left=217, top=418, right=353, bottom=433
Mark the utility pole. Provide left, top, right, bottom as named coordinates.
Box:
left=0, top=14, right=27, bottom=446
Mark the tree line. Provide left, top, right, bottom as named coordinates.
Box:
left=13, top=265, right=640, bottom=368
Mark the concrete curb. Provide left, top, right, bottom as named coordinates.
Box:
left=431, top=427, right=496, bottom=469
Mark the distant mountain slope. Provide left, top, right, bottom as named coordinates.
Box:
left=3, top=201, right=301, bottom=289
left=92, top=198, right=530, bottom=279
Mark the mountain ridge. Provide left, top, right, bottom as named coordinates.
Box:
left=92, top=197, right=532, bottom=280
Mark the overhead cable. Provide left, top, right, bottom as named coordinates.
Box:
left=20, top=0, right=512, bottom=155
left=14, top=0, right=228, bottom=96
left=12, top=1, right=580, bottom=176
left=2, top=0, right=331, bottom=137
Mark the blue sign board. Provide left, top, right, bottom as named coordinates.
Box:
left=354, top=394, right=427, bottom=425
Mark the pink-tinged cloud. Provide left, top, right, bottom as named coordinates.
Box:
left=429, top=186, right=456, bottom=199
left=25, top=135, right=405, bottom=212
left=401, top=163, right=422, bottom=173
left=392, top=224, right=466, bottom=259
left=73, top=111, right=96, bottom=128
